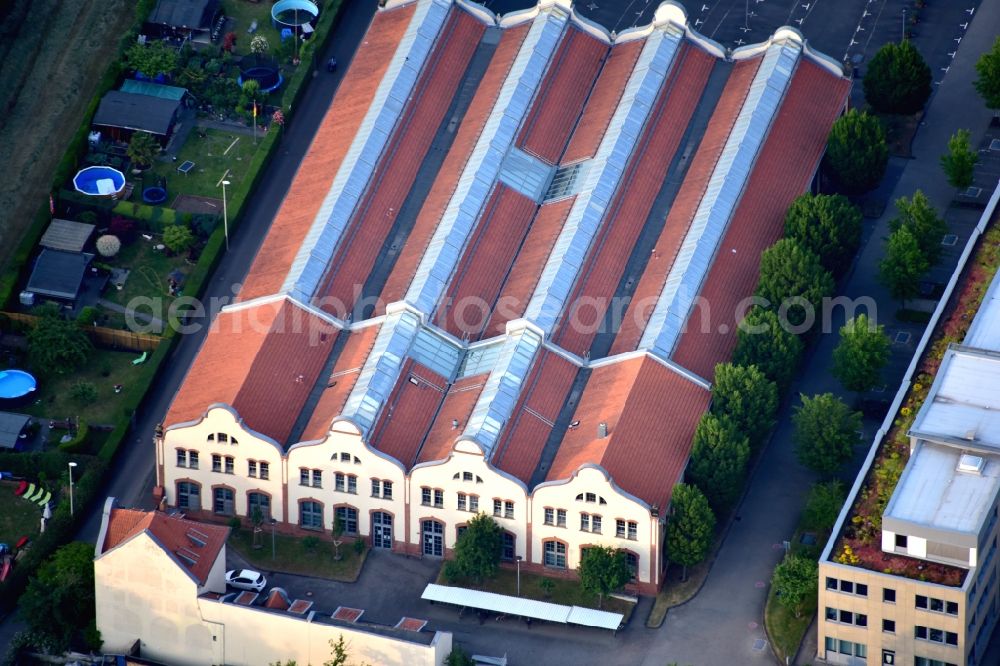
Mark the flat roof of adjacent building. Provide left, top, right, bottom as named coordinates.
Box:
left=884, top=440, right=1000, bottom=537
left=164, top=0, right=849, bottom=510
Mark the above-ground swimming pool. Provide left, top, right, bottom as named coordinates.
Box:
left=271, top=0, right=318, bottom=28
left=73, top=166, right=126, bottom=197
left=0, top=369, right=37, bottom=402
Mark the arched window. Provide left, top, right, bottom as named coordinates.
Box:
left=213, top=487, right=234, bottom=515
left=625, top=552, right=638, bottom=580
left=176, top=482, right=199, bottom=510
left=335, top=506, right=358, bottom=535
left=422, top=520, right=444, bottom=557
left=300, top=501, right=323, bottom=529
left=248, top=492, right=270, bottom=520
left=543, top=540, right=566, bottom=568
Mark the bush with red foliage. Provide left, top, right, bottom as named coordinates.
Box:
left=108, top=216, right=136, bottom=244
left=223, top=32, right=237, bottom=53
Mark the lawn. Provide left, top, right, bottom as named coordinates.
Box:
left=223, top=0, right=292, bottom=58
left=0, top=484, right=41, bottom=546
left=228, top=529, right=367, bottom=582
left=102, top=238, right=190, bottom=311
left=437, top=567, right=635, bottom=622
left=149, top=128, right=257, bottom=201
left=764, top=583, right=815, bottom=662
left=22, top=350, right=153, bottom=427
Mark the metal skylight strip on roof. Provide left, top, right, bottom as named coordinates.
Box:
left=523, top=25, right=683, bottom=334
left=339, top=310, right=422, bottom=436
left=460, top=326, right=543, bottom=456
left=639, top=40, right=802, bottom=357
left=404, top=7, right=569, bottom=315
left=409, top=326, right=463, bottom=379
left=459, top=340, right=505, bottom=377
left=281, top=0, right=451, bottom=302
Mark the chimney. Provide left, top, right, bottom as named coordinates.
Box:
left=597, top=422, right=608, bottom=439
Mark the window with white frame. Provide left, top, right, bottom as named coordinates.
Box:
left=627, top=521, right=637, bottom=540
left=544, top=541, right=566, bottom=568
left=382, top=480, right=392, bottom=499
left=421, top=487, right=431, bottom=506
left=372, top=479, right=381, bottom=497
left=493, top=499, right=502, bottom=517
left=592, top=515, right=602, bottom=534
left=545, top=508, right=555, bottom=525
left=213, top=454, right=222, bottom=473
left=458, top=493, right=467, bottom=511
left=336, top=473, right=346, bottom=492
left=469, top=495, right=478, bottom=512
left=335, top=506, right=358, bottom=534
left=434, top=489, right=444, bottom=508
left=300, top=468, right=309, bottom=486
left=504, top=501, right=514, bottom=519
left=348, top=475, right=357, bottom=494
left=248, top=460, right=257, bottom=478
left=224, top=456, right=234, bottom=475
left=259, top=461, right=269, bottom=480
left=557, top=509, right=566, bottom=528
left=581, top=513, right=590, bottom=532
left=823, top=638, right=866, bottom=659
left=176, top=449, right=187, bottom=467
left=300, top=501, right=323, bottom=529
left=311, top=470, right=322, bottom=488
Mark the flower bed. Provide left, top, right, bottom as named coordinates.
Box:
left=831, top=226, right=1000, bottom=586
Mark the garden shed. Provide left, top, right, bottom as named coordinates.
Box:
left=145, top=0, right=221, bottom=39
left=39, top=219, right=96, bottom=254
left=25, top=250, right=93, bottom=303
left=0, top=412, right=31, bottom=450
left=92, top=90, right=182, bottom=144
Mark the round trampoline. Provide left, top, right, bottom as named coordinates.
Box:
left=238, top=54, right=284, bottom=93
left=0, top=369, right=37, bottom=405
left=73, top=166, right=126, bottom=197
left=271, top=0, right=318, bottom=28
left=143, top=186, right=168, bottom=205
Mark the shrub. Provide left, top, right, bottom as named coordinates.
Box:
left=96, top=234, right=121, bottom=257
left=76, top=306, right=100, bottom=327
left=58, top=421, right=89, bottom=453
left=353, top=538, right=365, bottom=555
left=302, top=535, right=320, bottom=551
left=127, top=131, right=161, bottom=170
left=163, top=224, right=195, bottom=254
left=228, top=516, right=242, bottom=533
left=69, top=381, right=98, bottom=405
left=109, top=215, right=137, bottom=243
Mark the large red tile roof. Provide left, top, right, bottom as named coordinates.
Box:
left=484, top=197, right=575, bottom=338
left=165, top=300, right=338, bottom=444
left=492, top=350, right=579, bottom=483
left=554, top=44, right=715, bottom=356
left=369, top=359, right=449, bottom=467
left=101, top=507, right=228, bottom=586
left=416, top=372, right=489, bottom=464
left=379, top=24, right=531, bottom=311
left=315, top=9, right=486, bottom=316
left=433, top=185, right=537, bottom=338
left=239, top=5, right=416, bottom=301
left=562, top=40, right=643, bottom=164
left=300, top=324, right=382, bottom=443
left=671, top=59, right=851, bottom=380
left=610, top=56, right=762, bottom=356
left=517, top=27, right=608, bottom=164
left=547, top=356, right=711, bottom=509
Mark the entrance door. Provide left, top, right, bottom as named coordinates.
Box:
left=372, top=512, right=393, bottom=549
left=422, top=520, right=443, bottom=557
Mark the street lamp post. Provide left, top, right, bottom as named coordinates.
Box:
left=516, top=555, right=522, bottom=597
left=270, top=518, right=277, bottom=560
left=221, top=179, right=231, bottom=251
left=68, top=461, right=78, bottom=516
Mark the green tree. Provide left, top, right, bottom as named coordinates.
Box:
left=733, top=307, right=804, bottom=390
left=163, top=224, right=195, bottom=254
left=771, top=554, right=818, bottom=618
left=323, top=635, right=371, bottom=666
left=69, top=380, right=98, bottom=404
left=889, top=190, right=947, bottom=267
left=863, top=40, right=932, bottom=114
left=879, top=225, right=929, bottom=304
left=445, top=647, right=476, bottom=666
left=28, top=306, right=93, bottom=373
left=127, top=131, right=160, bottom=170
left=19, top=542, right=96, bottom=651
left=801, top=481, right=847, bottom=532
left=447, top=513, right=503, bottom=584
left=127, top=131, right=160, bottom=169
left=687, top=413, right=750, bottom=512
left=125, top=41, right=178, bottom=78
left=940, top=129, right=978, bottom=190
left=711, top=362, right=779, bottom=449
left=974, top=36, right=1000, bottom=111
left=665, top=484, right=715, bottom=581
left=832, top=314, right=890, bottom=395
left=755, top=239, right=835, bottom=331
left=825, top=109, right=889, bottom=194
left=331, top=516, right=345, bottom=561
left=793, top=393, right=862, bottom=476
left=783, top=193, right=863, bottom=276
left=578, top=546, right=632, bottom=609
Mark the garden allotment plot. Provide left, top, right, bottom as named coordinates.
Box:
left=150, top=129, right=255, bottom=201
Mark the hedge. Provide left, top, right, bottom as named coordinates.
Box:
left=113, top=200, right=178, bottom=229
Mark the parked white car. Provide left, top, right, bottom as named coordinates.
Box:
left=225, top=569, right=266, bottom=592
